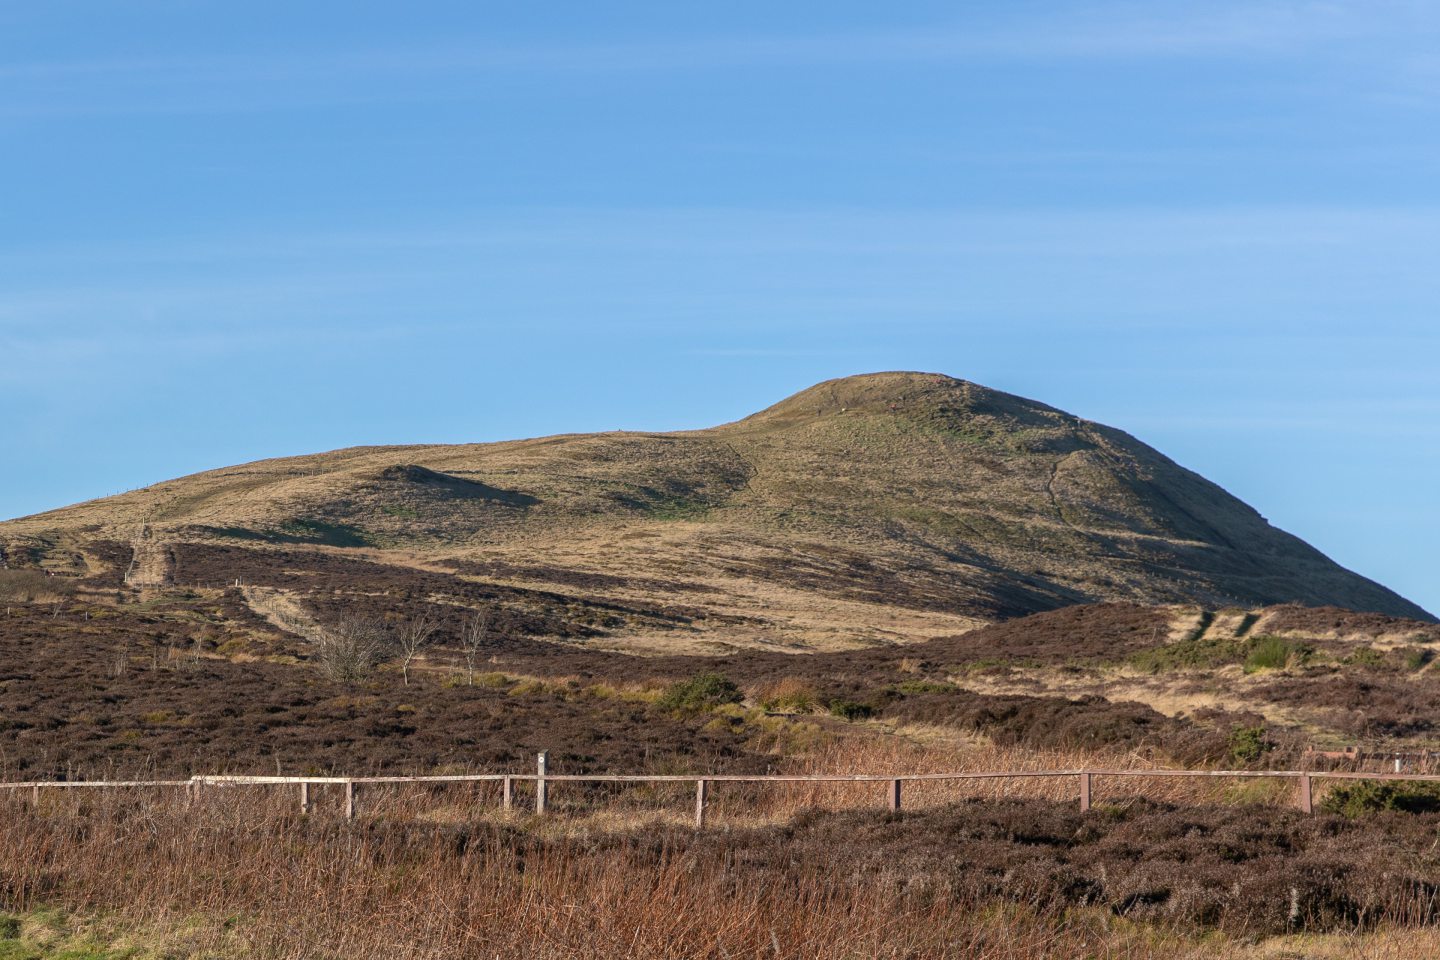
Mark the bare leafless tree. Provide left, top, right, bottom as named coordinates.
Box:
left=460, top=608, right=491, bottom=685
left=312, top=615, right=394, bottom=684
left=395, top=613, right=438, bottom=686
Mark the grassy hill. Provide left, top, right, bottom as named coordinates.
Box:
left=1, top=372, right=1427, bottom=657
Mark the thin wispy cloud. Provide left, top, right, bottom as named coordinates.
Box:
left=2, top=1, right=1437, bottom=611
left=3, top=1, right=1436, bottom=116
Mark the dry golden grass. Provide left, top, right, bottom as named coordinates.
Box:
left=2, top=782, right=1437, bottom=960
left=6, top=373, right=1425, bottom=660
left=773, top=736, right=1265, bottom=812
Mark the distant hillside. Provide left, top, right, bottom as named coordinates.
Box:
left=1, top=372, right=1430, bottom=653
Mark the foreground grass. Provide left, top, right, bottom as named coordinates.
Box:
left=4, top=907, right=1440, bottom=960
left=0, top=906, right=167, bottom=960
left=4, top=783, right=1440, bottom=959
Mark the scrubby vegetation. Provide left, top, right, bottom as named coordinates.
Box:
left=1, top=541, right=1439, bottom=956
left=657, top=673, right=744, bottom=714
left=1243, top=635, right=1311, bottom=672
left=0, top=570, right=73, bottom=604
left=1320, top=780, right=1440, bottom=817
left=1227, top=725, right=1274, bottom=766
left=4, top=784, right=1440, bottom=958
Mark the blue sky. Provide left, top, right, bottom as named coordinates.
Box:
left=2, top=1, right=1437, bottom=615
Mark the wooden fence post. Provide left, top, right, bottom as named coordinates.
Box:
left=536, top=752, right=549, bottom=815
left=1079, top=772, right=1092, bottom=812
left=502, top=776, right=513, bottom=811
left=1298, top=774, right=1313, bottom=814
left=888, top=779, right=902, bottom=812
left=695, top=779, right=708, bottom=828
left=299, top=782, right=312, bottom=815
left=345, top=780, right=356, bottom=820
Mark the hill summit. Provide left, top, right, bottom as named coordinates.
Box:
left=2, top=372, right=1429, bottom=652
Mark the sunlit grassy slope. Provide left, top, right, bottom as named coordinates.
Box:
left=3, top=372, right=1429, bottom=647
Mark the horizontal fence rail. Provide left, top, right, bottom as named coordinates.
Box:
left=8, top=758, right=1440, bottom=826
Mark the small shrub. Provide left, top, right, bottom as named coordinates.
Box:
left=658, top=673, right=743, bottom=713
left=1227, top=725, right=1272, bottom=766
left=310, top=615, right=395, bottom=684
left=1320, top=779, right=1440, bottom=817
left=758, top=678, right=820, bottom=714
left=827, top=699, right=875, bottom=722
left=1243, top=636, right=1309, bottom=673
left=0, top=915, right=19, bottom=939
left=1403, top=647, right=1433, bottom=671
left=1342, top=646, right=1387, bottom=669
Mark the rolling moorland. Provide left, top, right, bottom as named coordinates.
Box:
left=2, top=372, right=1440, bottom=958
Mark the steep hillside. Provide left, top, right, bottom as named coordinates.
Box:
left=1, top=372, right=1429, bottom=654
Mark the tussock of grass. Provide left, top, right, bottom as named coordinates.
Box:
left=1243, top=636, right=1311, bottom=673
left=755, top=678, right=820, bottom=713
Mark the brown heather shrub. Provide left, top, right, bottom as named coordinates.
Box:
left=3, top=785, right=1440, bottom=958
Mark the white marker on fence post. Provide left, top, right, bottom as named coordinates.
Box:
left=536, top=752, right=549, bottom=815
left=695, top=779, right=708, bottom=828
left=502, top=776, right=513, bottom=811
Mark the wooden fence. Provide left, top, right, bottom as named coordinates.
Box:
left=6, top=756, right=1440, bottom=827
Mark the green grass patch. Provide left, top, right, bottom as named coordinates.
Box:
left=827, top=699, right=876, bottom=721
left=1242, top=636, right=1311, bottom=673
left=1342, top=646, right=1388, bottom=669
left=198, top=519, right=372, bottom=548
left=658, top=673, right=743, bottom=713
left=274, top=519, right=372, bottom=548
left=1130, top=634, right=1311, bottom=674
left=1320, top=779, right=1440, bottom=817
left=1129, top=635, right=1241, bottom=673
left=891, top=680, right=959, bottom=695
left=1403, top=646, right=1433, bottom=671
